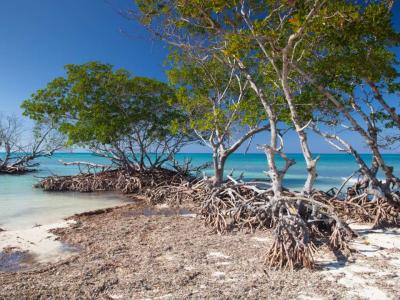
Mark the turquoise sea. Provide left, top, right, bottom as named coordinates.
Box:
left=0, top=153, right=399, bottom=230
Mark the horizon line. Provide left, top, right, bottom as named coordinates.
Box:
left=1, top=151, right=395, bottom=155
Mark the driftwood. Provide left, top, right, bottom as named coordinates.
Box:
left=58, top=160, right=112, bottom=173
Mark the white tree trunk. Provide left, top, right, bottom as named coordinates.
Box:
left=238, top=66, right=289, bottom=198
left=212, top=148, right=226, bottom=186
left=281, top=66, right=317, bottom=195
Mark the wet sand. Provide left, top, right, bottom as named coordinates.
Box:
left=0, top=200, right=399, bottom=299
left=0, top=220, right=78, bottom=268
left=0, top=248, right=36, bottom=273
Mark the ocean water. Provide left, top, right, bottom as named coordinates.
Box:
left=0, top=152, right=399, bottom=230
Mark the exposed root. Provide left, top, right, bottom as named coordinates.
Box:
left=199, top=180, right=355, bottom=270
left=0, top=166, right=34, bottom=175
left=37, top=171, right=400, bottom=270
left=35, top=168, right=197, bottom=206
left=328, top=222, right=353, bottom=254
left=326, top=180, right=400, bottom=228
left=265, top=214, right=317, bottom=270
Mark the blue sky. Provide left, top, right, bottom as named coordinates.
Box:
left=0, top=0, right=399, bottom=153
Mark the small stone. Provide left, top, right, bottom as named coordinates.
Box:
left=212, top=271, right=225, bottom=279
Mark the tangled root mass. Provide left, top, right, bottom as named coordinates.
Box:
left=36, top=170, right=399, bottom=270
left=36, top=168, right=195, bottom=206
left=200, top=181, right=356, bottom=270
left=325, top=180, right=400, bottom=228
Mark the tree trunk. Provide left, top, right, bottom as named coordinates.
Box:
left=236, top=62, right=291, bottom=198
left=265, top=149, right=283, bottom=198
left=312, top=125, right=387, bottom=199
left=235, top=57, right=302, bottom=198
left=281, top=69, right=317, bottom=195
left=294, top=65, right=400, bottom=189
left=212, top=150, right=226, bottom=186
left=264, top=117, right=284, bottom=198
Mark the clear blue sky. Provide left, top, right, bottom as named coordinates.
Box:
left=0, top=0, right=399, bottom=153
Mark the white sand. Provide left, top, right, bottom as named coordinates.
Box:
left=0, top=220, right=76, bottom=263
left=318, top=223, right=400, bottom=300
left=207, top=251, right=231, bottom=259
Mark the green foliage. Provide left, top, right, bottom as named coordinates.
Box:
left=167, top=52, right=265, bottom=146
left=301, top=1, right=400, bottom=90
left=137, top=0, right=398, bottom=116
left=22, top=61, right=185, bottom=147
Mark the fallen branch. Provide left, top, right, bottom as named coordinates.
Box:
left=58, top=160, right=112, bottom=173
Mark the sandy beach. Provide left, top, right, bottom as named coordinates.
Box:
left=0, top=220, right=77, bottom=268
left=1, top=199, right=399, bottom=300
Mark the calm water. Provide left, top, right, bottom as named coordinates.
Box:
left=0, top=152, right=399, bottom=230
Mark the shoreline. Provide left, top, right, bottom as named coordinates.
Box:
left=0, top=199, right=195, bottom=270
left=1, top=200, right=399, bottom=299
left=0, top=191, right=133, bottom=272
left=0, top=219, right=78, bottom=268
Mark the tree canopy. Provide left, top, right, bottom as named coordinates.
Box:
left=22, top=61, right=191, bottom=170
